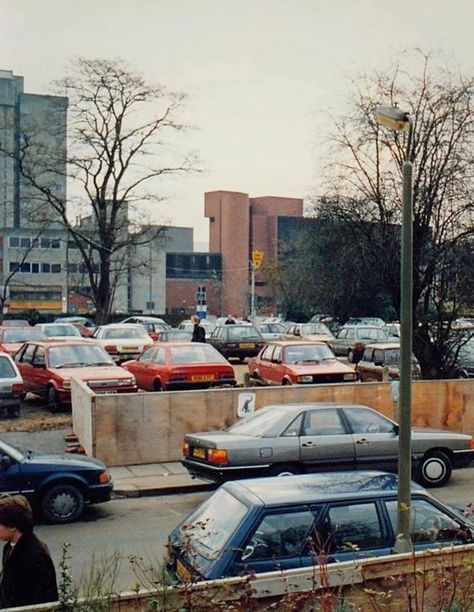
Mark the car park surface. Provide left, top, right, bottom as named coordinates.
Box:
left=167, top=470, right=474, bottom=582
left=330, top=325, right=391, bottom=363
left=248, top=341, right=356, bottom=386
left=355, top=342, right=420, bottom=382
left=14, top=340, right=137, bottom=410
left=182, top=403, right=474, bottom=487
left=122, top=342, right=236, bottom=391
left=0, top=352, right=24, bottom=418
left=207, top=324, right=266, bottom=361
left=92, top=323, right=153, bottom=363
left=0, top=437, right=113, bottom=523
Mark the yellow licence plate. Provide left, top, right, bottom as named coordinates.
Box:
left=176, top=558, right=191, bottom=582
left=191, top=374, right=214, bottom=382
left=240, top=342, right=255, bottom=349
left=122, top=346, right=138, bottom=351
left=193, top=447, right=207, bottom=459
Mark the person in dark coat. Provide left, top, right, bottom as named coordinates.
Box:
left=225, top=314, right=236, bottom=324
left=191, top=315, right=206, bottom=343
left=0, top=495, right=58, bottom=608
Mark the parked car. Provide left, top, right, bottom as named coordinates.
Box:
left=284, top=323, right=334, bottom=344
left=156, top=329, right=193, bottom=342
left=92, top=323, right=153, bottom=363
left=207, top=325, right=266, bottom=361
left=0, top=352, right=24, bottom=418
left=14, top=340, right=137, bottom=410
left=178, top=318, right=216, bottom=335
left=181, top=403, right=474, bottom=487
left=54, top=316, right=96, bottom=330
left=455, top=338, right=474, bottom=378
left=1, top=319, right=30, bottom=328
left=167, top=470, right=474, bottom=582
left=120, top=316, right=170, bottom=341
left=0, top=326, right=47, bottom=354
left=256, top=322, right=288, bottom=341
left=0, top=437, right=113, bottom=523
left=35, top=323, right=83, bottom=340
left=248, top=341, right=356, bottom=386
left=355, top=343, right=420, bottom=382
left=329, top=325, right=390, bottom=363
left=384, top=322, right=401, bottom=338
left=345, top=317, right=386, bottom=327
left=122, top=342, right=236, bottom=391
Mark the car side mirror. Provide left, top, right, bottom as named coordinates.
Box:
left=392, top=424, right=399, bottom=435
left=241, top=544, right=255, bottom=561
left=0, top=456, right=12, bottom=470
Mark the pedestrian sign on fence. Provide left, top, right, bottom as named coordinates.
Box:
left=252, top=250, right=264, bottom=269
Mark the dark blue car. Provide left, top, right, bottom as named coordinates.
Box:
left=0, top=438, right=113, bottom=523
left=167, top=471, right=473, bottom=582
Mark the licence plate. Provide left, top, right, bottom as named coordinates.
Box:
left=239, top=342, right=255, bottom=349
left=0, top=385, right=12, bottom=393
left=95, top=390, right=118, bottom=395
left=191, top=374, right=214, bottom=382
left=122, top=346, right=138, bottom=351
left=193, top=447, right=207, bottom=459
left=176, top=558, right=191, bottom=582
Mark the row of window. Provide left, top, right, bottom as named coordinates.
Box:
left=9, top=262, right=62, bottom=274
left=9, top=236, right=62, bottom=250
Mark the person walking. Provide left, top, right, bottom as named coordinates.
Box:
left=225, top=314, right=236, bottom=324
left=0, top=495, right=58, bottom=608
left=191, top=315, right=206, bottom=343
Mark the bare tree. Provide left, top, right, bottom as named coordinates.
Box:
left=313, top=50, right=474, bottom=377
left=9, top=58, right=197, bottom=323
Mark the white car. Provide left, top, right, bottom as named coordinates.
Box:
left=35, top=323, right=83, bottom=340
left=0, top=352, right=24, bottom=418
left=92, top=324, right=154, bottom=362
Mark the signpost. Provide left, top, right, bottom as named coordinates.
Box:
left=196, top=285, right=207, bottom=319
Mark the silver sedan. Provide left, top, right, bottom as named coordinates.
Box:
left=182, top=403, right=474, bottom=488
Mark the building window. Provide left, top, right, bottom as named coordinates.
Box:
left=51, top=239, right=61, bottom=249
left=31, top=263, right=39, bottom=274
left=20, top=262, right=30, bottom=273
left=8, top=262, right=19, bottom=273
left=41, top=263, right=51, bottom=273
left=9, top=237, right=19, bottom=248
left=51, top=263, right=61, bottom=273
left=40, top=237, right=51, bottom=249
left=20, top=237, right=31, bottom=248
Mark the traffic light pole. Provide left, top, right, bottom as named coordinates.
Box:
left=250, top=261, right=256, bottom=319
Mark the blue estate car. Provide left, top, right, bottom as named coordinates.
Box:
left=167, top=471, right=473, bottom=582
left=0, top=438, right=113, bottom=524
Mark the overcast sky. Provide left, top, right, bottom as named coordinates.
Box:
left=1, top=0, right=473, bottom=244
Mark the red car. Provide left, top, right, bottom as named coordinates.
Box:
left=0, top=326, right=47, bottom=354
left=122, top=342, right=237, bottom=391
left=248, top=340, right=357, bottom=386
left=14, top=340, right=137, bottom=411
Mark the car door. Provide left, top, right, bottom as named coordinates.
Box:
left=303, top=499, right=391, bottom=564
left=130, top=347, right=157, bottom=390
left=332, top=329, right=348, bottom=355
left=268, top=344, right=284, bottom=384
left=255, top=345, right=275, bottom=382
left=299, top=408, right=355, bottom=469
left=356, top=347, right=375, bottom=382
left=14, top=343, right=38, bottom=394
left=341, top=406, right=399, bottom=471
left=230, top=507, right=318, bottom=575
left=0, top=446, right=22, bottom=495
left=30, top=345, right=48, bottom=394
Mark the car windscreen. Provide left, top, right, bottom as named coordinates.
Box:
left=227, top=326, right=261, bottom=340
left=3, top=328, right=46, bottom=342
left=0, top=356, right=17, bottom=378
left=48, top=344, right=114, bottom=368
left=227, top=406, right=288, bottom=436
left=356, top=327, right=388, bottom=341
left=43, top=325, right=81, bottom=337
left=170, top=344, right=228, bottom=364
left=301, top=324, right=331, bottom=335
left=102, top=327, right=149, bottom=340
left=284, top=344, right=335, bottom=363
left=175, top=487, right=249, bottom=560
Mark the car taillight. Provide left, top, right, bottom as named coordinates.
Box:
left=208, top=449, right=229, bottom=465
left=104, top=345, right=117, bottom=352
left=99, top=470, right=111, bottom=484
left=12, top=383, right=24, bottom=395
left=354, top=342, right=364, bottom=351
left=182, top=442, right=190, bottom=457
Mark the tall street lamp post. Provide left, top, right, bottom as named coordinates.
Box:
left=376, top=105, right=414, bottom=553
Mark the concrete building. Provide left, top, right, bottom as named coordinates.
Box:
left=204, top=190, right=303, bottom=316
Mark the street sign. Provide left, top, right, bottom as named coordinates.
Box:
left=237, top=392, right=256, bottom=418
left=252, top=250, right=264, bottom=269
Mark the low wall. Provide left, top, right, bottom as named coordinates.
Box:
left=71, top=379, right=474, bottom=467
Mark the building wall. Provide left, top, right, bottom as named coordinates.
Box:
left=166, top=278, right=219, bottom=316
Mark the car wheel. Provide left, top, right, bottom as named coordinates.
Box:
left=268, top=464, right=300, bottom=477
left=457, top=370, right=469, bottom=379
left=153, top=379, right=163, bottom=391
left=282, top=378, right=292, bottom=385
left=416, top=451, right=452, bottom=488
left=41, top=484, right=85, bottom=524
left=48, top=386, right=60, bottom=413
left=348, top=349, right=355, bottom=363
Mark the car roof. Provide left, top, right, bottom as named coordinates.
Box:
left=21, top=339, right=93, bottom=347
left=224, top=471, right=425, bottom=506
left=364, top=342, right=400, bottom=350
left=265, top=340, right=327, bottom=346
left=97, top=323, right=145, bottom=328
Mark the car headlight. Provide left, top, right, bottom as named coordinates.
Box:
left=119, top=377, right=135, bottom=386
left=62, top=380, right=71, bottom=389
left=297, top=375, right=313, bottom=383
left=99, top=470, right=112, bottom=484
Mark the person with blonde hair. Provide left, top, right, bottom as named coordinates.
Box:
left=191, top=315, right=206, bottom=343
left=0, top=495, right=58, bottom=608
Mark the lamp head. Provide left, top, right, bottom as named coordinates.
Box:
left=376, top=105, right=411, bottom=132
